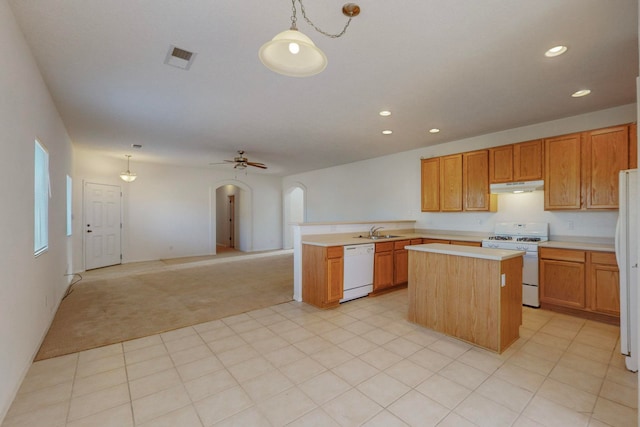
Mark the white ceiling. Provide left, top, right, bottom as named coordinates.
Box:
left=8, top=0, right=639, bottom=176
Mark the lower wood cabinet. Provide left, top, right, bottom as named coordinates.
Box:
left=589, top=252, right=620, bottom=316
left=450, top=240, right=482, bottom=247
left=374, top=239, right=423, bottom=292
left=422, top=239, right=481, bottom=247
left=373, top=242, right=394, bottom=291
left=422, top=238, right=450, bottom=244
left=539, top=248, right=586, bottom=308
left=539, top=247, right=619, bottom=322
left=302, top=245, right=343, bottom=309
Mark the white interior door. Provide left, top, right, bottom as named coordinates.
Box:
left=84, top=182, right=121, bottom=270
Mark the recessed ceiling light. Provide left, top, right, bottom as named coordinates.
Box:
left=571, top=89, right=591, bottom=98
left=379, top=110, right=391, bottom=117
left=545, top=45, right=568, bottom=57
left=429, top=128, right=440, bottom=134
left=382, top=130, right=393, bottom=135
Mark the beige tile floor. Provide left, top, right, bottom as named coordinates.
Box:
left=2, top=288, right=637, bottom=427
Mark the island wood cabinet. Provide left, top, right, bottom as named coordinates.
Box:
left=302, top=245, right=343, bottom=309
left=544, top=124, right=635, bottom=210
left=539, top=247, right=619, bottom=322
left=421, top=151, right=495, bottom=212
left=408, top=246, right=523, bottom=353
left=489, top=139, right=543, bottom=184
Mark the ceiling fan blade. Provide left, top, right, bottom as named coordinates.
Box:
left=224, top=159, right=235, bottom=163
left=247, top=162, right=268, bottom=169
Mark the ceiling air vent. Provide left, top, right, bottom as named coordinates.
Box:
left=164, top=45, right=197, bottom=70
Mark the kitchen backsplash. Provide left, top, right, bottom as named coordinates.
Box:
left=415, top=191, right=618, bottom=238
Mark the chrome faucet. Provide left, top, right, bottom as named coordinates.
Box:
left=369, top=226, right=384, bottom=238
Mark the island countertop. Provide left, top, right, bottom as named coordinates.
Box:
left=406, top=243, right=525, bottom=261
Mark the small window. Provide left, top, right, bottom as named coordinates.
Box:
left=66, top=175, right=72, bottom=236
left=34, top=140, right=50, bottom=256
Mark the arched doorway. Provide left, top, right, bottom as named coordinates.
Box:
left=211, top=181, right=253, bottom=253
left=283, top=184, right=306, bottom=249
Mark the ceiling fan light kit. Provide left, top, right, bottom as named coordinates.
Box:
left=259, top=0, right=360, bottom=77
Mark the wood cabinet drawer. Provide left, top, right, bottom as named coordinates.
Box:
left=394, top=240, right=410, bottom=250
left=590, top=251, right=617, bottom=266
left=375, top=242, right=394, bottom=252
left=326, top=246, right=343, bottom=259
left=540, top=247, right=585, bottom=262
left=410, top=239, right=423, bottom=245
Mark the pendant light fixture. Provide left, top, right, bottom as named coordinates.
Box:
left=259, top=1, right=360, bottom=77
left=119, top=155, right=137, bottom=182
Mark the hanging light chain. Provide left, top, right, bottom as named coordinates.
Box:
left=290, top=0, right=298, bottom=29
left=295, top=0, right=353, bottom=39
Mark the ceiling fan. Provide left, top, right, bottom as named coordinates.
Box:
left=210, top=150, right=267, bottom=170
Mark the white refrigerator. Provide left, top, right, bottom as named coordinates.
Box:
left=616, top=168, right=638, bottom=372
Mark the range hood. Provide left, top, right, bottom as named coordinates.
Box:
left=490, top=180, right=544, bottom=194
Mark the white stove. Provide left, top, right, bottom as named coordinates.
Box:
left=482, top=222, right=549, bottom=307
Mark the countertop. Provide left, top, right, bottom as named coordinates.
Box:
left=301, top=231, right=484, bottom=247
left=539, top=240, right=614, bottom=252
left=301, top=230, right=615, bottom=252
left=407, top=243, right=525, bottom=261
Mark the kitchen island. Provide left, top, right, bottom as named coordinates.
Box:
left=407, top=244, right=524, bottom=353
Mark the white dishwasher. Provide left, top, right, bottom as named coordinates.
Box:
left=341, top=244, right=375, bottom=303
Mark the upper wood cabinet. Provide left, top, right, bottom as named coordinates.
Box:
left=421, top=151, right=495, bottom=213
left=544, top=124, right=634, bottom=211
left=489, top=145, right=513, bottom=183
left=464, top=150, right=496, bottom=211
left=630, top=123, right=637, bottom=169
left=544, top=133, right=582, bottom=210
left=583, top=126, right=629, bottom=209
left=440, top=154, right=463, bottom=212
left=421, top=158, right=440, bottom=212
left=514, top=140, right=544, bottom=181
left=489, top=140, right=543, bottom=184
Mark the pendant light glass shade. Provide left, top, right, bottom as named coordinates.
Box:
left=119, top=171, right=137, bottom=182
left=259, top=29, right=327, bottom=77
left=119, top=155, right=137, bottom=182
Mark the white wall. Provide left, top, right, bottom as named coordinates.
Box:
left=0, top=0, right=74, bottom=421
left=73, top=149, right=283, bottom=268
left=284, top=104, right=636, bottom=239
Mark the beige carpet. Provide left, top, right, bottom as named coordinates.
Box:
left=35, top=251, right=293, bottom=361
